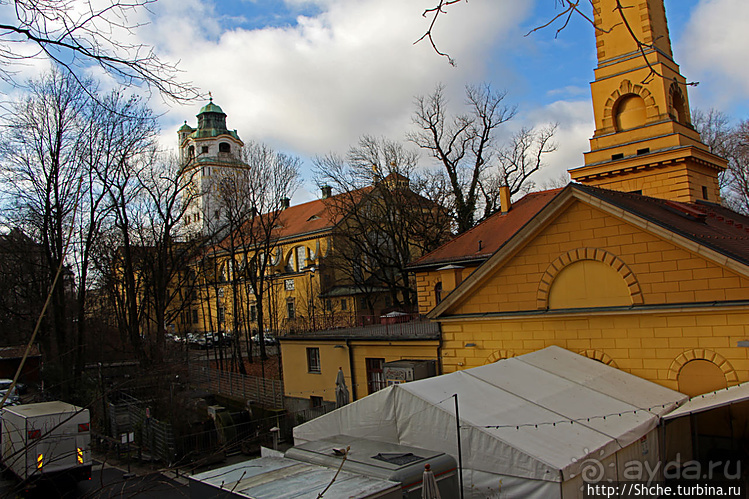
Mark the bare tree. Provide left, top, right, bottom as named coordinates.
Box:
left=0, top=0, right=198, bottom=101
left=315, top=136, right=451, bottom=314
left=136, top=155, right=202, bottom=362
left=73, top=89, right=158, bottom=380
left=209, top=143, right=300, bottom=362
left=410, top=84, right=556, bottom=232
left=693, top=109, right=749, bottom=214
left=478, top=124, right=558, bottom=218
left=0, top=69, right=90, bottom=398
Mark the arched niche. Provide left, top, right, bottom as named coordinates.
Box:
left=537, top=248, right=643, bottom=310
left=678, top=360, right=727, bottom=397
left=614, top=94, right=647, bottom=131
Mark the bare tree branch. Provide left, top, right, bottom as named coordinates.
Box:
left=0, top=0, right=199, bottom=102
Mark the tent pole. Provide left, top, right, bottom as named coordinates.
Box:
left=454, top=393, right=464, bottom=499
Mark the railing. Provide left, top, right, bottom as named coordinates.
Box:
left=190, top=365, right=284, bottom=410
left=284, top=318, right=440, bottom=339
left=279, top=312, right=425, bottom=335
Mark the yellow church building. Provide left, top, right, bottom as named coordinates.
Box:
left=411, top=0, right=748, bottom=398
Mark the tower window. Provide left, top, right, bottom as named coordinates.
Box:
left=188, top=145, right=195, bottom=157
left=702, top=186, right=708, bottom=200
left=219, top=142, right=231, bottom=153
left=671, top=84, right=688, bottom=124
left=611, top=153, right=624, bottom=161
left=201, top=146, right=209, bottom=154
left=636, top=148, right=650, bottom=156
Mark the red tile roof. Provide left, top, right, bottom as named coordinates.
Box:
left=410, top=184, right=749, bottom=271
left=408, top=189, right=563, bottom=269
left=577, top=184, right=749, bottom=267
left=211, top=186, right=374, bottom=253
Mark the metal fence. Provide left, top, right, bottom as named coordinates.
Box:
left=190, top=365, right=284, bottom=409
left=108, top=393, right=176, bottom=463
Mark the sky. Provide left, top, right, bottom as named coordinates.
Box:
left=4, top=0, right=749, bottom=203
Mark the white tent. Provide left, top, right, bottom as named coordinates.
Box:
left=294, top=346, right=687, bottom=498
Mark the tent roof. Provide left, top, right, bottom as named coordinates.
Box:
left=663, top=382, right=749, bottom=420
left=294, top=346, right=687, bottom=482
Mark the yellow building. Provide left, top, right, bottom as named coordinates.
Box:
left=412, top=0, right=748, bottom=398
left=176, top=172, right=442, bottom=349
left=279, top=322, right=440, bottom=412
left=177, top=187, right=376, bottom=341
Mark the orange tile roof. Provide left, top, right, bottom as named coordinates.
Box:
left=211, top=186, right=375, bottom=253
left=412, top=183, right=749, bottom=272
left=408, top=189, right=563, bottom=269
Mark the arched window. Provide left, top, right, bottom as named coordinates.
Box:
left=614, top=94, right=647, bottom=131
left=435, top=282, right=443, bottom=305
left=672, top=88, right=687, bottom=124
left=219, top=142, right=231, bottom=153
left=188, top=145, right=195, bottom=157
left=296, top=246, right=307, bottom=271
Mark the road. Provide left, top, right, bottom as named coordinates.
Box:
left=0, top=462, right=188, bottom=498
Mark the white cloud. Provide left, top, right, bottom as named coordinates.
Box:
left=521, top=99, right=594, bottom=186
left=148, top=0, right=533, bottom=167
left=678, top=0, right=749, bottom=111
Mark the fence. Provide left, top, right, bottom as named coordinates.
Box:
left=190, top=365, right=284, bottom=409
left=108, top=393, right=176, bottom=463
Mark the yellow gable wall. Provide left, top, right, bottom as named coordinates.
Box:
left=438, top=199, right=749, bottom=392
left=448, top=201, right=749, bottom=316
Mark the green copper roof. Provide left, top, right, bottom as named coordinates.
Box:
left=179, top=121, right=193, bottom=132
left=198, top=100, right=225, bottom=115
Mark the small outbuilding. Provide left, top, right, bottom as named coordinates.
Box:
left=294, top=346, right=688, bottom=498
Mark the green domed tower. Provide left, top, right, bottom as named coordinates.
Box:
left=178, top=96, right=246, bottom=237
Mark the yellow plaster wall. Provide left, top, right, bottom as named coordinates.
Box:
left=439, top=308, right=749, bottom=391
left=280, top=340, right=351, bottom=402
left=350, top=341, right=440, bottom=399
left=416, top=265, right=479, bottom=315
left=576, top=162, right=721, bottom=204
left=449, top=201, right=749, bottom=316
left=416, top=271, right=445, bottom=315
left=281, top=340, right=440, bottom=402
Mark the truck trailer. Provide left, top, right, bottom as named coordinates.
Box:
left=1, top=401, right=92, bottom=483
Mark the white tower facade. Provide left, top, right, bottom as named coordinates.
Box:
left=178, top=99, right=245, bottom=237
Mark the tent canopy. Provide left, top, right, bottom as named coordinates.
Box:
left=663, top=381, right=749, bottom=420
left=294, top=346, right=687, bottom=483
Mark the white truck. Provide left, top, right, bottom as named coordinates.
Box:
left=1, top=401, right=92, bottom=483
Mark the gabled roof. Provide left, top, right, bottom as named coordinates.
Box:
left=426, top=183, right=749, bottom=318
left=576, top=184, right=749, bottom=267
left=407, top=189, right=562, bottom=270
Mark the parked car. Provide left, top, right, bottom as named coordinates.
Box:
left=187, top=333, right=212, bottom=349
left=0, top=379, right=21, bottom=405
left=252, top=333, right=277, bottom=346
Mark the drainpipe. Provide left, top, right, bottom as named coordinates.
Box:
left=346, top=339, right=357, bottom=401
left=437, top=326, right=443, bottom=375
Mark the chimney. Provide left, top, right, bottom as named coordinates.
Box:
left=281, top=197, right=290, bottom=209
left=499, top=185, right=511, bottom=213
left=321, top=185, right=332, bottom=199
